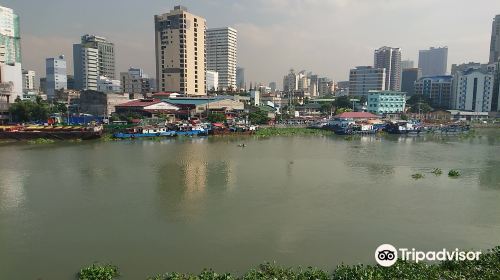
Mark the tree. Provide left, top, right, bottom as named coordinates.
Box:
left=207, top=113, right=226, bottom=123
left=249, top=110, right=270, bottom=125
left=9, top=99, right=50, bottom=122
left=334, top=96, right=352, bottom=109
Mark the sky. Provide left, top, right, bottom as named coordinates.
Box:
left=4, top=0, right=500, bottom=87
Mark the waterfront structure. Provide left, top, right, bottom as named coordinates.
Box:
left=415, top=75, right=453, bottom=109
left=0, top=62, right=22, bottom=102
left=348, top=66, right=386, bottom=97
left=490, top=15, right=500, bottom=63
left=236, top=67, right=245, bottom=90
left=0, top=5, right=21, bottom=64
left=22, top=69, right=35, bottom=91
left=452, top=68, right=496, bottom=112
left=154, top=6, right=206, bottom=96
left=401, top=60, right=414, bottom=70
left=73, top=43, right=98, bottom=90
left=164, top=96, right=244, bottom=115
left=97, top=76, right=121, bottom=93
left=206, top=70, right=219, bottom=92
left=79, top=90, right=130, bottom=117
left=374, top=46, right=402, bottom=91
left=367, top=91, right=406, bottom=114
left=120, top=68, right=153, bottom=95
left=206, top=27, right=237, bottom=90
left=115, top=99, right=180, bottom=118
left=401, top=68, right=421, bottom=96
left=46, top=55, right=67, bottom=99
left=419, top=47, right=448, bottom=76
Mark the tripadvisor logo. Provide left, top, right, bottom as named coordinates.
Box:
left=375, top=244, right=482, bottom=267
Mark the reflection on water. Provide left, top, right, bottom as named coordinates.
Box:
left=0, top=169, right=25, bottom=211
left=0, top=131, right=500, bottom=280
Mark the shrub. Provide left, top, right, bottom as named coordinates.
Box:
left=448, top=170, right=461, bottom=177
left=78, top=263, right=119, bottom=280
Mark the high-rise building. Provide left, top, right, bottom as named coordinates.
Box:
left=46, top=55, right=67, bottom=98
left=374, top=46, right=402, bottom=91
left=452, top=68, right=495, bottom=112
left=415, top=76, right=453, bottom=109
left=73, top=42, right=99, bottom=90
left=236, top=67, right=245, bottom=90
left=206, top=70, right=219, bottom=92
left=418, top=47, right=448, bottom=77
left=154, top=6, right=206, bottom=96
left=22, top=69, right=35, bottom=91
left=348, top=66, right=386, bottom=97
left=318, top=77, right=334, bottom=96
left=120, top=68, right=153, bottom=95
left=489, top=15, right=500, bottom=63
left=283, top=69, right=299, bottom=92
left=401, top=60, right=414, bottom=70
left=401, top=68, right=421, bottom=96
left=0, top=5, right=21, bottom=64
left=206, top=27, right=237, bottom=90
left=269, top=82, right=277, bottom=92
left=81, top=34, right=115, bottom=79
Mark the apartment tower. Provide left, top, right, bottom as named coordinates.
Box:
left=154, top=6, right=206, bottom=96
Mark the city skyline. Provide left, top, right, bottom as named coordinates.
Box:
left=4, top=0, right=500, bottom=87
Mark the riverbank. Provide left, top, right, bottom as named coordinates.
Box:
left=79, top=246, right=500, bottom=280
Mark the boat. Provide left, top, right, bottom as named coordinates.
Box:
left=0, top=124, right=103, bottom=140
left=385, top=121, right=423, bottom=135
left=114, top=126, right=176, bottom=139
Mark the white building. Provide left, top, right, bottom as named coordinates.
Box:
left=374, top=46, right=402, bottom=91
left=418, top=47, right=448, bottom=77
left=206, top=27, right=237, bottom=90
left=0, top=62, right=22, bottom=102
left=349, top=66, right=386, bottom=97
left=155, top=6, right=206, bottom=96
left=283, top=69, right=299, bottom=92
left=73, top=44, right=98, bottom=90
left=206, top=70, right=219, bottom=92
left=0, top=5, right=21, bottom=64
left=46, top=55, right=67, bottom=99
left=97, top=76, right=121, bottom=93
left=453, top=68, right=496, bottom=112
left=22, top=69, right=35, bottom=91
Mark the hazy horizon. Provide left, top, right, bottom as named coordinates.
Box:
left=4, top=0, right=500, bottom=87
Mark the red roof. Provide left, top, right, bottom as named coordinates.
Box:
left=116, top=99, right=163, bottom=108
left=334, top=112, right=380, bottom=119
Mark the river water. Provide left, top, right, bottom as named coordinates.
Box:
left=1, top=130, right=499, bottom=279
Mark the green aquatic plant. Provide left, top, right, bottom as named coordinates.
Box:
left=431, top=168, right=443, bottom=175
left=27, top=138, right=55, bottom=144
left=412, top=173, right=425, bottom=180
left=448, top=169, right=461, bottom=177
left=78, top=263, right=119, bottom=280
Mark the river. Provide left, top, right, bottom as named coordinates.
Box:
left=1, top=130, right=499, bottom=279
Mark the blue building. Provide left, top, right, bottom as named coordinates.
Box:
left=46, top=55, right=67, bottom=99
left=367, top=91, right=406, bottom=114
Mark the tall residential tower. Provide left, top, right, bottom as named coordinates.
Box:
left=418, top=47, right=448, bottom=77
left=374, top=46, right=402, bottom=91
left=206, top=27, right=237, bottom=90
left=154, top=6, right=206, bottom=96
left=490, top=15, right=500, bottom=63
